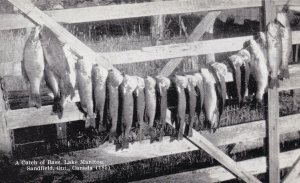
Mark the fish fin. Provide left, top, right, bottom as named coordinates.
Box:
left=21, top=61, right=29, bottom=83
left=279, top=68, right=290, bottom=79
left=85, top=115, right=95, bottom=129
left=269, top=77, right=280, bottom=88
left=109, top=132, right=117, bottom=143
left=235, top=66, right=242, bottom=104
left=28, top=93, right=42, bottom=108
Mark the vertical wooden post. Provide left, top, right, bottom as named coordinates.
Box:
left=264, top=1, right=280, bottom=183
left=56, top=123, right=68, bottom=147
left=150, top=0, right=165, bottom=46
left=205, top=24, right=216, bottom=65
left=0, top=78, right=13, bottom=156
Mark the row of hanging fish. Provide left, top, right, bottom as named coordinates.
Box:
left=22, top=7, right=292, bottom=148
left=23, top=26, right=227, bottom=148
left=228, top=7, right=292, bottom=105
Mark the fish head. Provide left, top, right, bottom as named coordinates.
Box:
left=135, top=76, right=145, bottom=89
left=186, top=75, right=197, bottom=88
left=211, top=63, right=228, bottom=78
left=275, top=12, right=288, bottom=28
left=145, top=76, right=156, bottom=90
left=156, top=75, right=170, bottom=95
left=123, top=75, right=138, bottom=93
left=175, top=75, right=188, bottom=91
left=229, top=55, right=243, bottom=68
left=93, top=64, right=108, bottom=82
left=193, top=73, right=203, bottom=86
left=238, top=49, right=251, bottom=63
left=108, top=69, right=123, bottom=87
left=267, top=22, right=281, bottom=38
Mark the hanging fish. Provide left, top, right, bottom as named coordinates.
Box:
left=228, top=54, right=243, bottom=104
left=134, top=76, right=146, bottom=141
left=92, top=64, right=108, bottom=132
left=155, top=75, right=171, bottom=141
left=237, top=49, right=251, bottom=101
left=201, top=69, right=219, bottom=132
left=193, top=73, right=204, bottom=130
left=63, top=45, right=78, bottom=89
left=39, top=26, right=75, bottom=105
left=276, top=8, right=292, bottom=79
left=174, top=75, right=188, bottom=140
left=144, top=76, right=157, bottom=137
left=44, top=64, right=62, bottom=117
left=76, top=58, right=95, bottom=128
left=185, top=75, right=198, bottom=137
left=249, top=39, right=269, bottom=104
left=23, top=26, right=44, bottom=108
left=107, top=69, right=123, bottom=142
left=266, top=21, right=282, bottom=88
left=210, top=62, right=227, bottom=131
left=120, top=74, right=138, bottom=149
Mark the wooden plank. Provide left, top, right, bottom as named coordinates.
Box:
left=264, top=1, right=280, bottom=183
left=0, top=79, right=12, bottom=155
left=2, top=31, right=300, bottom=77
left=133, top=149, right=300, bottom=183
left=159, top=11, right=221, bottom=76
left=6, top=103, right=84, bottom=130
left=165, top=119, right=261, bottom=182
left=282, top=156, right=300, bottom=183
left=6, top=0, right=119, bottom=73
left=2, top=0, right=300, bottom=31
left=6, top=96, right=300, bottom=143
left=0, top=0, right=262, bottom=30
left=150, top=0, right=165, bottom=46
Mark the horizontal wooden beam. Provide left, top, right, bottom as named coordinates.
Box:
left=133, top=148, right=300, bottom=183
left=0, top=0, right=263, bottom=30
left=2, top=31, right=300, bottom=77
left=2, top=0, right=300, bottom=30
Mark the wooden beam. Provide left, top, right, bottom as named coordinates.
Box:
left=0, top=79, right=12, bottom=155
left=133, top=149, right=300, bottom=183
left=0, top=0, right=261, bottom=30
left=159, top=11, right=221, bottom=76
left=1, top=31, right=300, bottom=77
left=165, top=118, right=261, bottom=182
left=2, top=0, right=300, bottom=31
left=264, top=1, right=280, bottom=183
left=6, top=103, right=84, bottom=130
left=282, top=156, right=300, bottom=183
left=6, top=0, right=119, bottom=73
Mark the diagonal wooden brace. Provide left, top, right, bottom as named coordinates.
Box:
left=7, top=0, right=119, bottom=73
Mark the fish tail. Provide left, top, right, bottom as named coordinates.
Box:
left=279, top=68, right=290, bottom=79
left=269, top=77, right=280, bottom=88
left=28, top=93, right=42, bottom=108
left=52, top=96, right=64, bottom=119
left=85, top=114, right=96, bottom=129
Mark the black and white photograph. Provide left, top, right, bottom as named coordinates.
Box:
left=1, top=0, right=300, bottom=182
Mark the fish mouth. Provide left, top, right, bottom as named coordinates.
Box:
left=274, top=18, right=285, bottom=28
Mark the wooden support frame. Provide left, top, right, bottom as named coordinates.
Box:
left=133, top=149, right=300, bottom=183
left=6, top=0, right=119, bottom=73
left=0, top=79, right=13, bottom=155
left=159, top=11, right=221, bottom=76
left=264, top=1, right=280, bottom=183
left=282, top=156, right=300, bottom=183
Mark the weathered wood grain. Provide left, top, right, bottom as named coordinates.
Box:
left=133, top=148, right=300, bottom=183
left=282, top=156, right=300, bottom=183
left=2, top=0, right=300, bottom=30
left=159, top=11, right=221, bottom=76
left=7, top=0, right=119, bottom=73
